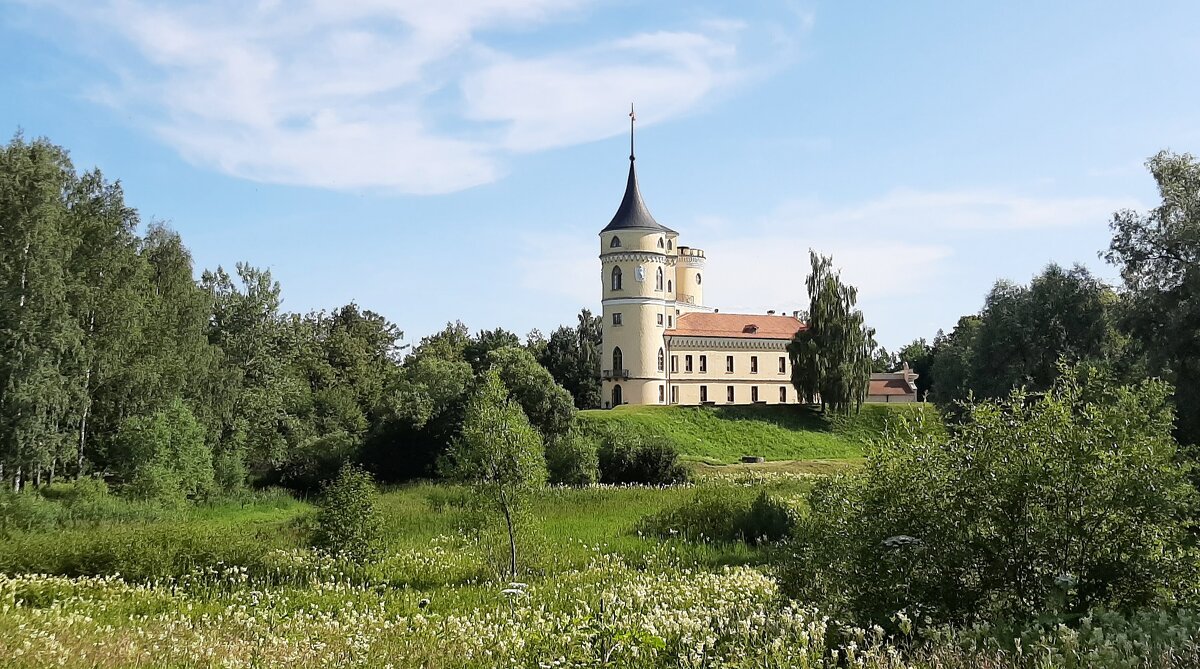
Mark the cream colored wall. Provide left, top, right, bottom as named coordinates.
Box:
left=663, top=345, right=797, bottom=405
left=674, top=247, right=705, bottom=309
left=600, top=228, right=677, bottom=408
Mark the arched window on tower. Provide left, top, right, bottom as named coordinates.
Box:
left=657, top=237, right=664, bottom=248
left=655, top=266, right=664, bottom=291
left=612, top=347, right=623, bottom=373
left=657, top=347, right=665, bottom=372
left=611, top=266, right=622, bottom=291
left=667, top=240, right=673, bottom=250
left=610, top=236, right=621, bottom=248
left=667, top=279, right=673, bottom=293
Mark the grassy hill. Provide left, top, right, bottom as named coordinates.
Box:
left=577, top=403, right=940, bottom=464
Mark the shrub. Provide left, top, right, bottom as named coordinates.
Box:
left=640, top=487, right=797, bottom=544
left=783, top=366, right=1200, bottom=625
left=597, top=431, right=688, bottom=485
left=274, top=431, right=360, bottom=494
left=0, top=491, right=59, bottom=535
left=545, top=428, right=599, bottom=486
left=114, top=399, right=215, bottom=504
left=312, top=464, right=384, bottom=563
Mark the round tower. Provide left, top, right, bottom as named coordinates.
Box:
left=674, top=246, right=706, bottom=313
left=598, top=107, right=674, bottom=408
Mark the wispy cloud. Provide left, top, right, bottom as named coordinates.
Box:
left=31, top=0, right=798, bottom=193
left=517, top=187, right=1136, bottom=316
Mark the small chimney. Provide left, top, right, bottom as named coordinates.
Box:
left=792, top=310, right=800, bottom=318
left=767, top=310, right=775, bottom=315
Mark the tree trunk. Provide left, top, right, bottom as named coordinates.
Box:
left=14, top=465, right=22, bottom=493
left=77, top=375, right=90, bottom=478
left=48, top=458, right=56, bottom=486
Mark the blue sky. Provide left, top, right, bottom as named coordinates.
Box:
left=3, top=1, right=1198, bottom=351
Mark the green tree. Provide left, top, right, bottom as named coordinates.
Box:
left=312, top=463, right=384, bottom=563
left=114, top=398, right=214, bottom=504
left=485, top=346, right=576, bottom=446
left=445, top=370, right=546, bottom=579
left=538, top=309, right=602, bottom=409
left=895, top=338, right=934, bottom=400
left=1104, top=150, right=1200, bottom=445
left=870, top=346, right=897, bottom=374
left=463, top=327, right=521, bottom=372
left=786, top=366, right=1197, bottom=624
left=787, top=251, right=876, bottom=413
left=929, top=316, right=982, bottom=404
left=0, top=135, right=82, bottom=489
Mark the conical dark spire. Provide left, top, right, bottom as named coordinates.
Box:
left=600, top=105, right=674, bottom=234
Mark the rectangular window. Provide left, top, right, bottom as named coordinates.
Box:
left=670, top=355, right=678, bottom=373
left=685, top=355, right=693, bottom=372
left=727, top=385, right=735, bottom=402
left=667, top=315, right=673, bottom=327
left=751, top=386, right=759, bottom=402
left=779, top=356, right=786, bottom=373
left=658, top=385, right=665, bottom=403
left=700, top=385, right=708, bottom=403
left=657, top=313, right=664, bottom=326
left=751, top=356, right=758, bottom=373
left=699, top=355, right=707, bottom=373
left=612, top=313, right=622, bottom=326
left=670, top=385, right=678, bottom=404
left=726, top=355, right=734, bottom=373
left=780, top=386, right=787, bottom=403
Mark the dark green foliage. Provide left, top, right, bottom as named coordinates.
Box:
left=312, top=464, right=384, bottom=563
left=545, top=428, right=599, bottom=486
left=784, top=367, right=1198, bottom=625
left=1105, top=150, right=1200, bottom=445
left=536, top=309, right=602, bottom=409
left=596, top=430, right=688, bottom=485
left=894, top=338, right=934, bottom=400
left=788, top=251, right=876, bottom=414
left=929, top=265, right=1131, bottom=407
left=272, top=431, right=360, bottom=494
left=639, top=487, right=795, bottom=544
left=485, top=346, right=576, bottom=445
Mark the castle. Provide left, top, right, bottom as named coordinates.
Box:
left=598, top=112, right=919, bottom=408
left=598, top=113, right=810, bottom=408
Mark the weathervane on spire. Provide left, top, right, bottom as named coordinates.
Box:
left=629, top=103, right=636, bottom=161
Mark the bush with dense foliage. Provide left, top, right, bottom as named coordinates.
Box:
left=596, top=430, right=689, bottom=485
left=544, top=428, right=599, bottom=486
left=784, top=366, right=1199, bottom=625
left=312, top=465, right=384, bottom=563
left=640, top=488, right=796, bottom=544
left=112, top=399, right=215, bottom=504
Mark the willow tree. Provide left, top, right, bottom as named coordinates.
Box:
left=788, top=251, right=876, bottom=414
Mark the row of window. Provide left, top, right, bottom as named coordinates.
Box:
left=610, top=236, right=674, bottom=250
left=615, top=384, right=790, bottom=406
left=610, top=348, right=789, bottom=375
left=610, top=266, right=685, bottom=293
left=611, top=312, right=674, bottom=328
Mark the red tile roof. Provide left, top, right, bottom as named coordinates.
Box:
left=869, top=378, right=915, bottom=396
left=666, top=312, right=805, bottom=340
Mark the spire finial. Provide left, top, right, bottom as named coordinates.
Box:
left=629, top=103, right=636, bottom=161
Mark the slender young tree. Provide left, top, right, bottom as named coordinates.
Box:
left=787, top=251, right=876, bottom=414
left=446, top=369, right=546, bottom=579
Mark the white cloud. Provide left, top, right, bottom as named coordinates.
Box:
left=771, top=188, right=1137, bottom=232
left=516, top=188, right=1135, bottom=316
left=35, top=0, right=789, bottom=193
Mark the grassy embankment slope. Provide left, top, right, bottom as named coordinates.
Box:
left=578, top=402, right=939, bottom=465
